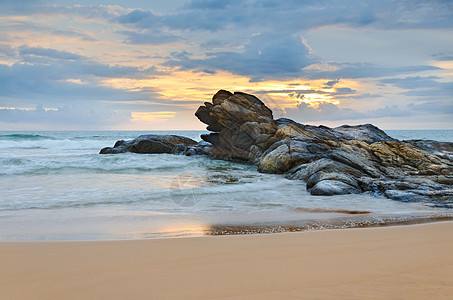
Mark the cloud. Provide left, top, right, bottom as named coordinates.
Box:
left=380, top=76, right=453, bottom=98
left=279, top=98, right=453, bottom=123
left=115, top=0, right=453, bottom=33
left=0, top=0, right=47, bottom=15
left=303, top=63, right=440, bottom=80
left=256, top=86, right=357, bottom=100
left=0, top=19, right=96, bottom=41
left=337, top=93, right=383, bottom=100
left=1, top=1, right=451, bottom=129
left=117, top=8, right=156, bottom=24
left=19, top=46, right=84, bottom=60
left=325, top=79, right=340, bottom=87
left=431, top=52, right=453, bottom=61
left=0, top=2, right=126, bottom=20
left=164, top=36, right=439, bottom=81
left=118, top=29, right=182, bottom=45
left=0, top=105, right=131, bottom=128
left=200, top=39, right=244, bottom=50
left=380, top=76, right=441, bottom=89
left=366, top=105, right=413, bottom=118
left=164, top=33, right=317, bottom=81
left=402, top=83, right=453, bottom=97
left=0, top=45, right=164, bottom=106
left=283, top=101, right=366, bottom=122
left=186, top=0, right=243, bottom=10
left=408, top=101, right=453, bottom=114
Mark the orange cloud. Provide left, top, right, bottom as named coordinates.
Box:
left=131, top=111, right=176, bottom=122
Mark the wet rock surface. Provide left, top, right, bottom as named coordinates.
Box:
left=100, top=90, right=453, bottom=206
left=99, top=134, right=198, bottom=154
left=195, top=90, right=453, bottom=205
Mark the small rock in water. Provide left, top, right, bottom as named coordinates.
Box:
left=99, top=135, right=197, bottom=154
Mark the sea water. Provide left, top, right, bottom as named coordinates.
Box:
left=0, top=130, right=452, bottom=241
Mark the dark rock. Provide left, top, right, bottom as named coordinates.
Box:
left=193, top=89, right=453, bottom=204
left=195, top=106, right=212, bottom=127
left=113, top=140, right=125, bottom=147
left=99, top=147, right=114, bottom=154
left=405, top=140, right=453, bottom=160
left=384, top=190, right=427, bottom=202
left=99, top=134, right=197, bottom=154
left=212, top=89, right=233, bottom=106
left=171, top=144, right=188, bottom=155
left=190, top=141, right=212, bottom=156
left=201, top=133, right=220, bottom=146
left=334, top=124, right=395, bottom=143
left=310, top=180, right=360, bottom=196
left=100, top=89, right=453, bottom=206
left=195, top=90, right=278, bottom=161
left=131, top=139, right=172, bottom=153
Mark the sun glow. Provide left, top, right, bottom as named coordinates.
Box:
left=131, top=111, right=176, bottom=122
left=101, top=70, right=357, bottom=113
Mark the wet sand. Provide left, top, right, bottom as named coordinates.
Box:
left=1, top=222, right=452, bottom=299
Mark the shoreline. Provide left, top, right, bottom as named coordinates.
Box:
left=1, top=221, right=452, bottom=299
left=1, top=211, right=452, bottom=242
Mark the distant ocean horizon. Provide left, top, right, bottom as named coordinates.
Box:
left=1, top=129, right=452, bottom=141
left=0, top=129, right=452, bottom=241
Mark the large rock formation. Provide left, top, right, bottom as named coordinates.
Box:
left=196, top=90, right=278, bottom=160
left=99, top=90, right=452, bottom=205
left=195, top=90, right=453, bottom=204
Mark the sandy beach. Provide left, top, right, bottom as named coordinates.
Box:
left=1, top=222, right=452, bottom=300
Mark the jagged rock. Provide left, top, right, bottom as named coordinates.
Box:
left=334, top=124, right=395, bottom=143
left=99, top=135, right=197, bottom=154
left=100, top=89, right=453, bottom=206
left=194, top=89, right=453, bottom=204
left=384, top=190, right=428, bottom=202
left=196, top=91, right=278, bottom=160
left=405, top=140, right=453, bottom=160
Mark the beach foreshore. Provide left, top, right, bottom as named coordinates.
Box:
left=1, top=222, right=452, bottom=299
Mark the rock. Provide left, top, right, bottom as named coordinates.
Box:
left=99, top=135, right=197, bottom=154
left=310, top=180, right=360, bottom=196
left=405, top=140, right=453, bottom=160
left=212, top=89, right=232, bottom=106
left=258, top=144, right=292, bottom=174
left=195, top=91, right=278, bottom=161
left=171, top=144, right=188, bottom=155
left=113, top=140, right=125, bottom=147
left=334, top=124, right=395, bottom=143
left=384, top=190, right=427, bottom=202
left=187, top=141, right=212, bottom=156
left=193, top=89, right=453, bottom=204
left=100, top=89, right=453, bottom=206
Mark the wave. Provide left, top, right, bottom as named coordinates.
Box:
left=0, top=192, right=171, bottom=211
left=0, top=139, right=115, bottom=150
left=294, top=207, right=371, bottom=214
left=0, top=153, right=195, bottom=176
left=0, top=134, right=55, bottom=140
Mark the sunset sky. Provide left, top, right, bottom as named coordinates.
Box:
left=1, top=0, right=452, bottom=130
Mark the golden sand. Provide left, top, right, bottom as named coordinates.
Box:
left=1, top=222, right=452, bottom=299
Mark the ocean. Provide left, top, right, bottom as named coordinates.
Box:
left=0, top=130, right=452, bottom=241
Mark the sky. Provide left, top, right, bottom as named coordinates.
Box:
left=0, top=0, right=452, bottom=130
